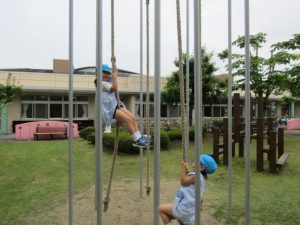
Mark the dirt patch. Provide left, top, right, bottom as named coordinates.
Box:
left=26, top=179, right=223, bottom=225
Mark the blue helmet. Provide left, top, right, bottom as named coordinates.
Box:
left=102, top=64, right=111, bottom=74
left=200, top=154, right=217, bottom=174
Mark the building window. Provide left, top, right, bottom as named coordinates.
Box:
left=21, top=103, right=33, bottom=118
left=35, top=104, right=48, bottom=118
left=21, top=95, right=88, bottom=120
left=135, top=102, right=169, bottom=118
left=50, top=104, right=62, bottom=118
left=203, top=105, right=227, bottom=118
left=204, top=106, right=212, bottom=117
left=161, top=105, right=168, bottom=117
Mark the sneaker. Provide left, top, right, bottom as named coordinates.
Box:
left=134, top=136, right=148, bottom=147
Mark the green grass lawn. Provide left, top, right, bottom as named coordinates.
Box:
left=0, top=133, right=300, bottom=225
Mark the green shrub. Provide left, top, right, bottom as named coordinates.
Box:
left=160, top=131, right=170, bottom=149
left=167, top=129, right=182, bottom=141
left=102, top=132, right=115, bottom=148
left=118, top=133, right=140, bottom=154
left=86, top=132, right=95, bottom=144
left=189, top=126, right=208, bottom=140
left=212, top=119, right=223, bottom=130
left=79, top=126, right=95, bottom=140
left=84, top=130, right=170, bottom=153
left=102, top=132, right=140, bottom=154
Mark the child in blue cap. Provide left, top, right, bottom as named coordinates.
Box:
left=94, top=58, right=148, bottom=147
left=159, top=154, right=217, bottom=225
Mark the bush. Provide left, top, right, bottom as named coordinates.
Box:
left=84, top=130, right=171, bottom=153
left=189, top=126, right=208, bottom=140
left=86, top=132, right=96, bottom=144
left=118, top=133, right=140, bottom=154
left=79, top=127, right=95, bottom=140
left=103, top=132, right=140, bottom=154
left=167, top=129, right=182, bottom=141
left=212, top=119, right=223, bottom=130
left=159, top=131, right=170, bottom=149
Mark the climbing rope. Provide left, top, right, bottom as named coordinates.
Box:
left=176, top=0, right=186, bottom=161
left=103, top=0, right=120, bottom=212
left=145, top=0, right=151, bottom=196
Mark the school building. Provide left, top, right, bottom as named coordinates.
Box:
left=0, top=59, right=299, bottom=134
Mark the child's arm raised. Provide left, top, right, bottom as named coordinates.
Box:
left=180, top=161, right=195, bottom=186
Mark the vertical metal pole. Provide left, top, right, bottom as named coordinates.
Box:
left=185, top=0, right=190, bottom=161
left=194, top=0, right=202, bottom=224
left=95, top=0, right=103, bottom=224
left=139, top=0, right=144, bottom=199
left=244, top=0, right=251, bottom=224
left=227, top=0, right=233, bottom=218
left=146, top=0, right=151, bottom=197
left=68, top=0, right=74, bottom=224
left=154, top=0, right=161, bottom=224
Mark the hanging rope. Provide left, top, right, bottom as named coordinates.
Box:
left=103, top=0, right=120, bottom=212
left=176, top=0, right=186, bottom=161
left=145, top=0, right=151, bottom=196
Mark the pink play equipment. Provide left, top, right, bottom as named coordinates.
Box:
left=15, top=121, right=79, bottom=140
left=287, top=118, right=300, bottom=130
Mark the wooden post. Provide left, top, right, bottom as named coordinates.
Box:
left=278, top=127, right=284, bottom=158
left=257, top=96, right=264, bottom=119
left=267, top=117, right=274, bottom=145
left=233, top=93, right=240, bottom=143
left=269, top=131, right=277, bottom=173
left=256, top=118, right=264, bottom=171
left=239, top=134, right=244, bottom=157
left=213, top=128, right=220, bottom=163
left=223, top=118, right=228, bottom=165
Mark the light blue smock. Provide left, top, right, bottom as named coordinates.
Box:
left=101, top=80, right=125, bottom=126
left=172, top=172, right=206, bottom=225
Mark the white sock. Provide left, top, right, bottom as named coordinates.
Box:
left=132, top=131, right=142, bottom=142
left=166, top=222, right=173, bottom=225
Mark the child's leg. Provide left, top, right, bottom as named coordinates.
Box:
left=119, top=108, right=139, bottom=133
left=159, top=204, right=175, bottom=224
left=114, top=108, right=136, bottom=135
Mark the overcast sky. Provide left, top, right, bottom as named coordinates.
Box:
left=0, top=0, right=299, bottom=76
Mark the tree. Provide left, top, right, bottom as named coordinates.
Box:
left=272, top=34, right=300, bottom=97
left=0, top=73, right=22, bottom=110
left=219, top=33, right=300, bottom=106
left=161, top=48, right=224, bottom=124
left=0, top=73, right=22, bottom=133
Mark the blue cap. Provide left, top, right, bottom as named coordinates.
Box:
left=200, top=154, right=217, bottom=174
left=102, top=64, right=111, bottom=74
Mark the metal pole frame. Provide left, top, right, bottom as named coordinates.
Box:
left=194, top=0, right=202, bottom=224
left=68, top=0, right=74, bottom=224
left=185, top=0, right=190, bottom=161
left=244, top=0, right=251, bottom=224
left=153, top=0, right=161, bottom=224
left=227, top=0, right=233, bottom=218
left=95, top=0, right=103, bottom=224
left=139, top=0, right=144, bottom=199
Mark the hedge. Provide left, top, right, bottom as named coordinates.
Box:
left=79, top=126, right=95, bottom=140
left=81, top=125, right=213, bottom=154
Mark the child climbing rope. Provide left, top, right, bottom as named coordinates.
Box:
left=94, top=60, right=148, bottom=147
left=159, top=154, right=217, bottom=225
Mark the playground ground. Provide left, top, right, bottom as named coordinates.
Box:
left=1, top=129, right=300, bottom=225
left=15, top=180, right=222, bottom=225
